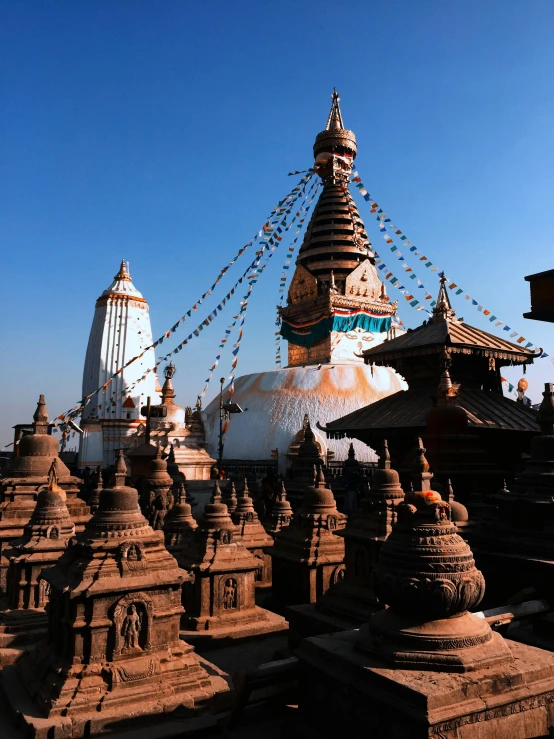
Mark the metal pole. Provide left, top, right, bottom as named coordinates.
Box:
left=218, top=377, right=225, bottom=468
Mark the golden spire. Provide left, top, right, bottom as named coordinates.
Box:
left=114, top=259, right=132, bottom=282
left=325, top=88, right=345, bottom=131
left=430, top=273, right=456, bottom=323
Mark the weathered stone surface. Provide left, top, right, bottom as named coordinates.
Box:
left=296, top=629, right=554, bottom=739
left=231, top=479, right=274, bottom=589
left=178, top=482, right=287, bottom=642
left=315, top=439, right=404, bottom=629
left=0, top=485, right=76, bottom=664
left=270, top=467, right=346, bottom=608
left=0, top=450, right=231, bottom=737
left=0, top=397, right=90, bottom=594
left=139, top=445, right=174, bottom=531
left=163, top=481, right=197, bottom=557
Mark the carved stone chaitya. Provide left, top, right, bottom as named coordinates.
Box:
left=88, top=465, right=103, bottom=513
left=296, top=439, right=554, bottom=738
left=270, top=468, right=346, bottom=608
left=264, top=482, right=293, bottom=537
left=166, top=444, right=196, bottom=507
left=0, top=484, right=75, bottom=665
left=356, top=438, right=510, bottom=671
left=0, top=396, right=89, bottom=593
left=284, top=419, right=325, bottom=507
left=0, top=450, right=231, bottom=737
left=231, top=479, right=274, bottom=589
left=178, top=482, right=287, bottom=643
left=314, top=439, right=404, bottom=630
left=163, top=481, right=197, bottom=557
left=139, top=445, right=174, bottom=530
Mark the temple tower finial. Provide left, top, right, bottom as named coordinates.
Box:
left=325, top=88, right=345, bottom=131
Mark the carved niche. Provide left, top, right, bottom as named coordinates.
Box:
left=344, top=259, right=382, bottom=301
left=330, top=565, right=346, bottom=586
left=118, top=541, right=145, bottom=572
left=112, top=592, right=153, bottom=657
left=287, top=265, right=318, bottom=305
left=221, top=577, right=238, bottom=610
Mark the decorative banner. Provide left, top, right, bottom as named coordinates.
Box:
left=280, top=308, right=392, bottom=348
left=45, top=171, right=314, bottom=435
left=351, top=170, right=552, bottom=364
left=200, top=176, right=317, bottom=398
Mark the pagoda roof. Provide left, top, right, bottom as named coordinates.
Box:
left=362, top=276, right=538, bottom=367
left=323, top=386, right=539, bottom=438
left=364, top=318, right=537, bottom=364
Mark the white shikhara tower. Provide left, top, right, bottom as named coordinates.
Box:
left=79, top=261, right=161, bottom=467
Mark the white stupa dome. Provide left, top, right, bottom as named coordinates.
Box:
left=204, top=364, right=406, bottom=473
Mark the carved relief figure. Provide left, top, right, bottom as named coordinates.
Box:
left=223, top=578, right=237, bottom=610
left=122, top=604, right=142, bottom=650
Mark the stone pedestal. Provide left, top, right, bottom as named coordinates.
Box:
left=270, top=468, right=346, bottom=609
left=178, top=482, right=287, bottom=645
left=296, top=628, right=554, bottom=739
left=0, top=451, right=231, bottom=738
left=231, top=480, right=274, bottom=589
left=0, top=396, right=89, bottom=594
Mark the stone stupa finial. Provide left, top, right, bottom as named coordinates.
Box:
left=33, top=395, right=49, bottom=434
left=113, top=449, right=127, bottom=488
left=411, top=438, right=433, bottom=493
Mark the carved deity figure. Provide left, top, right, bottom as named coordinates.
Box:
left=122, top=604, right=142, bottom=650
left=223, top=579, right=237, bottom=610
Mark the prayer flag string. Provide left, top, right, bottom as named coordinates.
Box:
left=351, top=170, right=550, bottom=361
left=46, top=171, right=314, bottom=436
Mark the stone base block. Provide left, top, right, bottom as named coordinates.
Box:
left=0, top=654, right=232, bottom=739
left=296, top=628, right=554, bottom=739
left=180, top=608, right=288, bottom=649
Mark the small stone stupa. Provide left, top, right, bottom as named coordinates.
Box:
left=296, top=439, right=554, bottom=738
left=0, top=479, right=75, bottom=665
left=178, top=482, right=287, bottom=644
left=163, top=481, right=198, bottom=557
left=0, top=450, right=231, bottom=737
left=264, top=482, right=294, bottom=538
left=0, top=396, right=89, bottom=593
left=224, top=481, right=238, bottom=515
left=231, top=479, right=274, bottom=589
left=270, top=467, right=346, bottom=609
left=313, top=439, right=405, bottom=631
left=139, top=445, right=174, bottom=530
left=166, top=444, right=196, bottom=507
left=284, top=420, right=325, bottom=508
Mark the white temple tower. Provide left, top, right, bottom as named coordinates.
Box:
left=79, top=261, right=161, bottom=467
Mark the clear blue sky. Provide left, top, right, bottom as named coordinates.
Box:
left=1, top=0, right=553, bottom=447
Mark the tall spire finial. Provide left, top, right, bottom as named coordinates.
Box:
left=379, top=439, right=391, bottom=470
left=114, top=449, right=127, bottom=487
left=326, top=88, right=344, bottom=131
left=114, top=259, right=131, bottom=282
left=33, top=395, right=49, bottom=435
left=430, top=273, right=455, bottom=323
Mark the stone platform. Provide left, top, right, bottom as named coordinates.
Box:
left=180, top=608, right=288, bottom=650
left=296, top=627, right=554, bottom=739
left=0, top=652, right=232, bottom=739
left=0, top=608, right=47, bottom=666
